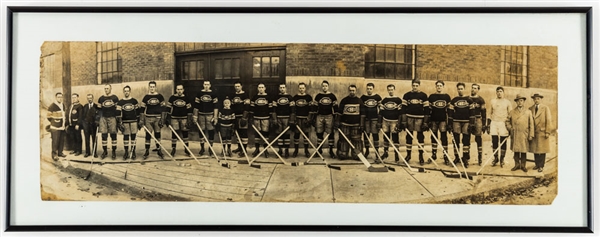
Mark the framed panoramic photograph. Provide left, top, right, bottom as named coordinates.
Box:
left=1, top=1, right=596, bottom=235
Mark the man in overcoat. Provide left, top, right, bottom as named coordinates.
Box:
left=528, top=93, right=552, bottom=172
left=506, top=94, right=535, bottom=172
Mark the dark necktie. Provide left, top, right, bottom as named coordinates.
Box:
left=535, top=105, right=538, bottom=114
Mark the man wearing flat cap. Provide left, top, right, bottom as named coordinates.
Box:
left=506, top=94, right=534, bottom=172
left=528, top=93, right=552, bottom=172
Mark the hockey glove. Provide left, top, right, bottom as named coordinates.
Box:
left=421, top=115, right=430, bottom=131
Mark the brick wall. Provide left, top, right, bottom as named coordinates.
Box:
left=417, top=45, right=503, bottom=85
left=174, top=42, right=284, bottom=52
left=528, top=46, right=558, bottom=90
left=286, top=44, right=365, bottom=77
left=121, top=42, right=175, bottom=82
left=70, top=42, right=97, bottom=86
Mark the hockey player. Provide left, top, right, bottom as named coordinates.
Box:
left=291, top=82, right=314, bottom=158
left=193, top=80, right=219, bottom=157
left=140, top=81, right=166, bottom=159
left=427, top=80, right=452, bottom=165
left=489, top=86, right=512, bottom=167
left=97, top=84, right=120, bottom=159
left=166, top=84, right=193, bottom=157
left=336, top=85, right=365, bottom=160
left=67, top=93, right=84, bottom=156
left=250, top=83, right=273, bottom=158
left=401, top=79, right=430, bottom=165
left=360, top=83, right=382, bottom=159
left=448, top=82, right=474, bottom=168
left=470, top=83, right=487, bottom=165
left=379, top=84, right=403, bottom=162
left=314, top=80, right=338, bottom=158
left=47, top=92, right=67, bottom=161
left=273, top=83, right=295, bottom=158
left=116, top=85, right=140, bottom=160
left=230, top=81, right=250, bottom=157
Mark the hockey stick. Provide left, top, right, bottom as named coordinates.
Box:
left=403, top=128, right=441, bottom=169
left=167, top=125, right=210, bottom=167
left=217, top=130, right=227, bottom=158
left=450, top=133, right=471, bottom=180
left=124, top=124, right=135, bottom=180
left=381, top=129, right=418, bottom=172
left=141, top=126, right=185, bottom=167
left=248, top=125, right=290, bottom=165
left=428, top=129, right=464, bottom=177
left=476, top=136, right=509, bottom=175
left=252, top=125, right=293, bottom=166
left=337, top=128, right=388, bottom=172
left=84, top=125, right=100, bottom=180
left=235, top=130, right=261, bottom=168
left=363, top=131, right=394, bottom=171
left=291, top=125, right=340, bottom=170
left=194, top=122, right=230, bottom=168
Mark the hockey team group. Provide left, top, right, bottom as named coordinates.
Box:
left=46, top=78, right=552, bottom=173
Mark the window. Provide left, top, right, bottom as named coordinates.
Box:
left=96, top=42, right=122, bottom=84
left=182, top=60, right=205, bottom=80
left=214, top=58, right=240, bottom=79
left=501, top=46, right=528, bottom=87
left=365, top=45, right=415, bottom=80
left=253, top=56, right=279, bottom=78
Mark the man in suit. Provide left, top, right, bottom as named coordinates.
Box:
left=67, top=93, right=84, bottom=156
left=528, top=93, right=552, bottom=172
left=82, top=94, right=99, bottom=158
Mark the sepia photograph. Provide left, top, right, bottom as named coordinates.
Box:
left=39, top=41, right=558, bottom=204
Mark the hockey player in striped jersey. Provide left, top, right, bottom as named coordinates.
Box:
left=218, top=97, right=236, bottom=157
left=379, top=84, right=403, bottom=162
left=166, top=84, right=194, bottom=157
left=98, top=84, right=120, bottom=159
left=360, top=83, right=382, bottom=159
left=273, top=83, right=295, bottom=158
left=470, top=83, right=487, bottom=165
left=448, top=82, right=475, bottom=167
left=336, top=85, right=365, bottom=160
left=193, top=80, right=219, bottom=157
left=250, top=83, right=273, bottom=158
left=401, top=79, right=430, bottom=165
left=230, top=81, right=251, bottom=157
left=314, top=80, right=338, bottom=158
left=116, top=86, right=140, bottom=160
left=140, top=81, right=166, bottom=159
left=427, top=80, right=452, bottom=165
left=292, top=83, right=314, bottom=158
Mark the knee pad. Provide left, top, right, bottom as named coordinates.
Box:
left=406, top=134, right=413, bottom=144
left=417, top=132, right=424, bottom=143
left=102, top=134, right=108, bottom=140
left=317, top=133, right=324, bottom=139
left=208, top=130, right=214, bottom=140
left=123, top=135, right=129, bottom=141
left=462, top=135, right=470, bottom=146
left=131, top=134, right=136, bottom=140
left=154, top=132, right=161, bottom=139
left=475, top=136, right=482, bottom=146
left=110, top=134, right=117, bottom=140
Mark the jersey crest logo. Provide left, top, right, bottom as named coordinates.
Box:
left=201, top=95, right=212, bottom=102
left=102, top=100, right=115, bottom=107
left=343, top=104, right=360, bottom=115
left=364, top=99, right=378, bottom=107
left=277, top=97, right=289, bottom=105
left=432, top=100, right=447, bottom=108
left=173, top=99, right=187, bottom=107
left=71, top=110, right=77, bottom=115
left=148, top=98, right=162, bottom=106
left=455, top=100, right=470, bottom=108
left=296, top=99, right=307, bottom=106
left=255, top=98, right=268, bottom=106
left=319, top=97, right=332, bottom=105
left=409, top=99, right=422, bottom=105
left=471, top=103, right=480, bottom=108
left=122, top=104, right=135, bottom=111
left=383, top=101, right=398, bottom=110
left=233, top=97, right=242, bottom=104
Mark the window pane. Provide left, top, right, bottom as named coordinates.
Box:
left=215, top=59, right=223, bottom=79
left=197, top=60, right=204, bottom=79
left=189, top=60, right=197, bottom=79
left=112, top=61, right=117, bottom=72
left=107, top=60, right=113, bottom=72
left=376, top=47, right=385, bottom=62
left=262, top=57, right=271, bottom=77
left=253, top=57, right=261, bottom=78
left=223, top=59, right=232, bottom=78
left=232, top=58, right=240, bottom=78
left=385, top=64, right=395, bottom=78
left=365, top=46, right=375, bottom=62
left=183, top=61, right=189, bottom=80
left=365, top=63, right=374, bottom=78
left=385, top=48, right=395, bottom=62
left=396, top=64, right=410, bottom=80
left=102, top=73, right=108, bottom=83
left=374, top=63, right=385, bottom=78
left=272, top=57, right=279, bottom=77
left=396, top=48, right=406, bottom=63
left=516, top=53, right=522, bottom=64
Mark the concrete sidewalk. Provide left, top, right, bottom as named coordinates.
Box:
left=41, top=132, right=558, bottom=203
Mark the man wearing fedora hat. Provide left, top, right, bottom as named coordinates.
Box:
left=529, top=93, right=552, bottom=172
left=507, top=94, right=535, bottom=172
